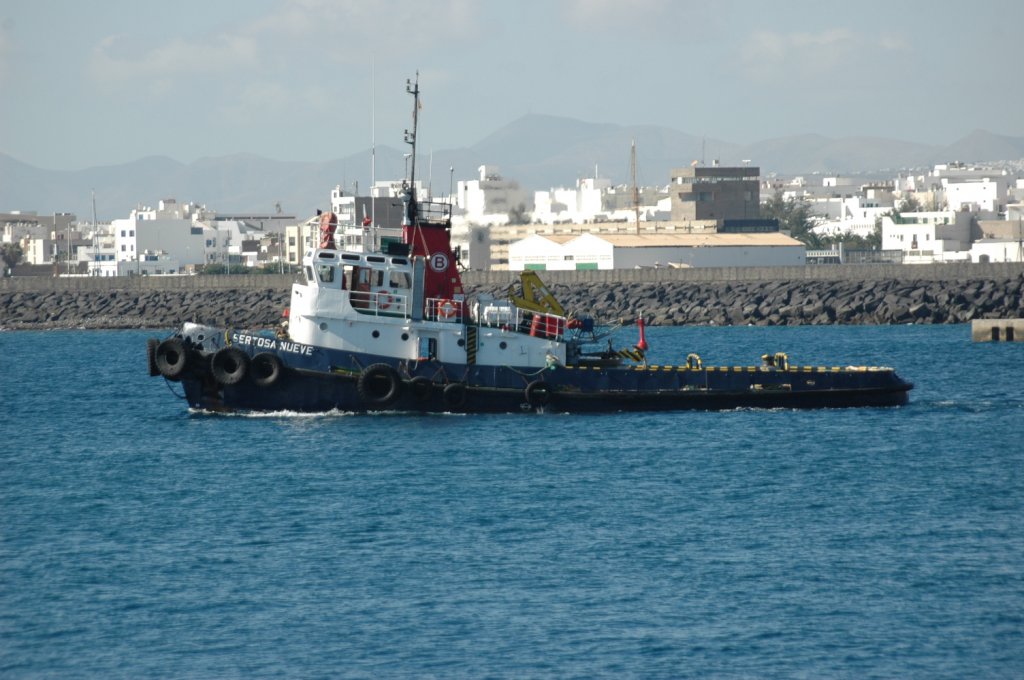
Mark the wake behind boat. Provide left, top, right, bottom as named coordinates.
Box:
left=147, top=77, right=912, bottom=414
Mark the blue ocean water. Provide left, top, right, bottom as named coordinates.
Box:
left=1, top=324, right=1022, bottom=678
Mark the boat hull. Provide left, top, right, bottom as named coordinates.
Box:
left=151, top=325, right=913, bottom=414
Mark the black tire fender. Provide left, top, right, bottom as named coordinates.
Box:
left=251, top=352, right=283, bottom=388
left=409, top=376, right=433, bottom=401
left=155, top=338, right=189, bottom=380
left=525, top=379, right=551, bottom=407
left=357, top=363, right=402, bottom=407
left=442, top=382, right=467, bottom=409
left=211, top=347, right=249, bottom=386
left=147, top=337, right=160, bottom=377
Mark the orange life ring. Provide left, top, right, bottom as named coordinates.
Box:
left=379, top=290, right=394, bottom=310
left=438, top=299, right=457, bottom=320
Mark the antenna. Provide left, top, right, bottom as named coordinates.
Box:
left=370, top=58, right=376, bottom=250
left=91, top=189, right=98, bottom=275
left=631, top=140, right=640, bottom=235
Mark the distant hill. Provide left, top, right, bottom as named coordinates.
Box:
left=2, top=117, right=1022, bottom=221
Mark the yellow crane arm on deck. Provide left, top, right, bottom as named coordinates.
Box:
left=508, top=270, right=566, bottom=317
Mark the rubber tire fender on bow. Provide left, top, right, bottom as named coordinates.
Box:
left=211, top=346, right=250, bottom=386
left=155, top=337, right=189, bottom=380
left=409, top=376, right=433, bottom=402
left=147, top=337, right=160, bottom=377
left=442, top=382, right=467, bottom=410
left=251, top=352, right=283, bottom=388
left=357, top=363, right=402, bottom=407
left=525, top=379, right=552, bottom=408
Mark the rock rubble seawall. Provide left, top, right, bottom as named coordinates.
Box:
left=2, top=274, right=1022, bottom=331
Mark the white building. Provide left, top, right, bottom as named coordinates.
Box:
left=23, top=236, right=54, bottom=266
left=285, top=218, right=319, bottom=267
left=943, top=176, right=1008, bottom=216
left=897, top=163, right=1017, bottom=216
left=456, top=166, right=530, bottom=227
left=533, top=177, right=668, bottom=226
left=970, top=239, right=1024, bottom=263
left=509, top=232, right=806, bottom=271
left=78, top=226, right=118, bottom=276
left=811, top=190, right=895, bottom=239
left=113, top=199, right=206, bottom=272
left=880, top=210, right=973, bottom=263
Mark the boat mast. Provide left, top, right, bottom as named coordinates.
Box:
left=403, top=72, right=420, bottom=227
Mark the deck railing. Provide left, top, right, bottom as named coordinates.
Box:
left=351, top=289, right=408, bottom=317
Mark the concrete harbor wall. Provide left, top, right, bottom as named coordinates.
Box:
left=971, top=318, right=1024, bottom=342
left=3, top=262, right=1024, bottom=293
left=2, top=264, right=1023, bottom=330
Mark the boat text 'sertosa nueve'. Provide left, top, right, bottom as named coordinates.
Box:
left=147, top=77, right=912, bottom=414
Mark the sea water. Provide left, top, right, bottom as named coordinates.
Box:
left=1, top=325, right=1022, bottom=678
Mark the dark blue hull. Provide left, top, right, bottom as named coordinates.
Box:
left=152, top=326, right=912, bottom=414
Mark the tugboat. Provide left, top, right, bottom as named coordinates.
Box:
left=147, top=77, right=912, bottom=414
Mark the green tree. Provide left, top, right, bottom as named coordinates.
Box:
left=760, top=191, right=822, bottom=248
left=897, top=194, right=924, bottom=213
left=1, top=243, right=23, bottom=275
left=821, top=225, right=881, bottom=251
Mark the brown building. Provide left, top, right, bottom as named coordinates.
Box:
left=669, top=164, right=760, bottom=223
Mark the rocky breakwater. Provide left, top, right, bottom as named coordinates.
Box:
left=0, top=288, right=290, bottom=330
left=1, top=274, right=1022, bottom=330
left=475, top=274, right=1024, bottom=327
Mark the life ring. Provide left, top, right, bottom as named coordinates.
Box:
left=686, top=353, right=703, bottom=370
left=378, top=290, right=394, bottom=310
left=155, top=337, right=189, bottom=380
left=251, top=352, right=283, bottom=388
left=211, top=346, right=249, bottom=385
left=409, top=376, right=433, bottom=402
left=438, top=299, right=457, bottom=320
left=524, top=379, right=551, bottom=408
left=357, top=363, right=402, bottom=407
left=147, top=337, right=160, bottom=376
left=442, top=382, right=467, bottom=409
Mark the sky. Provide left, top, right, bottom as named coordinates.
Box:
left=2, top=0, right=1022, bottom=171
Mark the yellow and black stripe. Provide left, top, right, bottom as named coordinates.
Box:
left=465, top=325, right=478, bottom=365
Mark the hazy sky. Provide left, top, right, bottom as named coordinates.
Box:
left=2, top=0, right=1022, bottom=171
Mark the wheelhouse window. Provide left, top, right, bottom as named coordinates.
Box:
left=389, top=270, right=411, bottom=289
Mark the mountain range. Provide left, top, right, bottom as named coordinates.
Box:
left=3, top=116, right=1023, bottom=222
